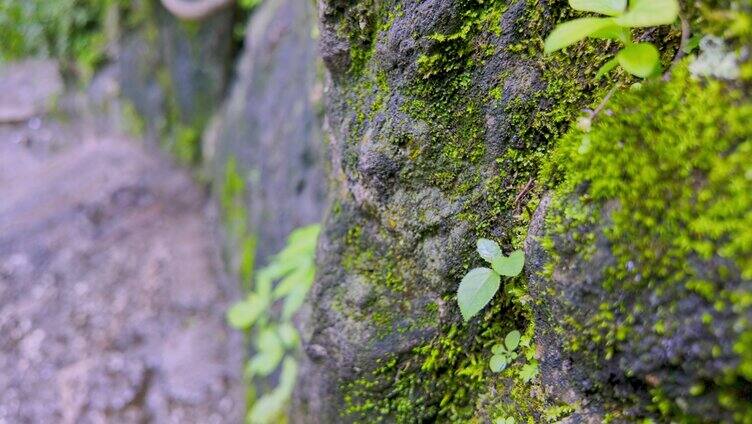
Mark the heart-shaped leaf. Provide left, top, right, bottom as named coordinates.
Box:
left=569, top=0, right=627, bottom=16
left=477, top=238, right=502, bottom=262
left=505, top=330, right=521, bottom=351
left=615, top=0, right=679, bottom=28
left=544, top=17, right=618, bottom=54
left=457, top=267, right=501, bottom=321
left=489, top=354, right=507, bottom=373
left=616, top=43, right=660, bottom=78
left=491, top=250, right=525, bottom=277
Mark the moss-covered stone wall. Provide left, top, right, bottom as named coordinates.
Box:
left=293, top=0, right=751, bottom=422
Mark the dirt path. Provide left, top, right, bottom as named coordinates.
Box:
left=0, top=61, right=244, bottom=423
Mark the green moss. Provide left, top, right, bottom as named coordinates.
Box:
left=337, top=0, right=400, bottom=76
left=337, top=0, right=628, bottom=420
left=543, top=63, right=752, bottom=419
left=331, top=0, right=751, bottom=421
left=415, top=1, right=507, bottom=80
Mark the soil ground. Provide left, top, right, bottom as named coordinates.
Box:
left=0, top=60, right=244, bottom=424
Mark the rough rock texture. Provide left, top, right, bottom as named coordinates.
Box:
left=203, top=0, right=326, bottom=269
left=0, top=61, right=243, bottom=424
left=294, top=0, right=751, bottom=422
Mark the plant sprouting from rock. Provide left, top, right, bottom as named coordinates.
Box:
left=226, top=224, right=320, bottom=424
left=544, top=0, right=680, bottom=79
left=489, top=330, right=521, bottom=373
left=457, top=239, right=524, bottom=321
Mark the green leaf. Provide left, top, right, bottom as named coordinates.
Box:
left=277, top=356, right=299, bottom=395
left=683, top=34, right=702, bottom=54
left=569, top=0, right=626, bottom=16
left=246, top=329, right=284, bottom=378
left=489, top=354, right=507, bottom=373
left=477, top=238, right=502, bottom=262
left=505, top=330, right=521, bottom=351
left=457, top=267, right=501, bottom=321
left=491, top=250, right=525, bottom=277
left=595, top=58, right=619, bottom=79
left=278, top=322, right=299, bottom=348
left=590, top=25, right=631, bottom=43
left=616, top=43, right=660, bottom=78
left=614, top=0, right=679, bottom=27
left=519, top=362, right=539, bottom=383
left=506, top=418, right=516, bottom=424
left=544, top=17, right=618, bottom=54
left=491, top=343, right=505, bottom=355
left=226, top=295, right=264, bottom=329
left=248, top=391, right=286, bottom=424
left=273, top=264, right=315, bottom=299
left=247, top=356, right=300, bottom=423
left=282, top=283, right=309, bottom=320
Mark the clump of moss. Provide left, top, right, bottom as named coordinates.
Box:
left=542, top=63, right=752, bottom=421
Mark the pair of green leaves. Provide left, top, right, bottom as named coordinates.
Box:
left=494, top=417, right=516, bottom=424
left=457, top=239, right=525, bottom=321
left=490, top=330, right=521, bottom=373
left=544, top=0, right=680, bottom=79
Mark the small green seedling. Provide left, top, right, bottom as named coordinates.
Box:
left=544, top=0, right=680, bottom=79
left=494, top=417, right=516, bottom=424
left=457, top=239, right=525, bottom=321
left=490, top=330, right=521, bottom=373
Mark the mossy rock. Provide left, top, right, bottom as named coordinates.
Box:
left=527, top=65, right=752, bottom=422
left=295, top=0, right=751, bottom=422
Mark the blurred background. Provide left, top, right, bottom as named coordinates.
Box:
left=0, top=0, right=324, bottom=422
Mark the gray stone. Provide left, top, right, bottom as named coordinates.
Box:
left=204, top=0, right=326, bottom=267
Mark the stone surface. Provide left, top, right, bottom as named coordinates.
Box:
left=294, top=0, right=551, bottom=421
left=118, top=1, right=235, bottom=144
left=293, top=0, right=751, bottom=422
left=203, top=0, right=326, bottom=268
left=0, top=60, right=63, bottom=123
